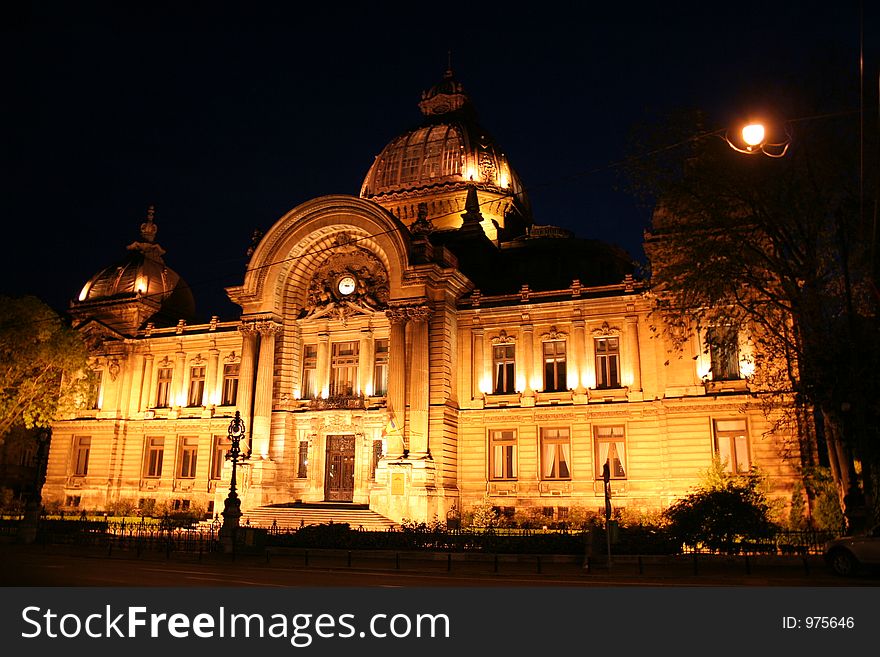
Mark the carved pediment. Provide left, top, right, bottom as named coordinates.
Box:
left=76, top=319, right=126, bottom=353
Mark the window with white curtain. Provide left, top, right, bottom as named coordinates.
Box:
left=489, top=429, right=517, bottom=480
left=541, top=428, right=571, bottom=480
left=594, top=426, right=626, bottom=479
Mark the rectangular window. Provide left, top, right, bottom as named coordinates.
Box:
left=707, top=327, right=741, bottom=381
left=543, top=341, right=567, bottom=392
left=221, top=363, right=239, bottom=406
left=371, top=439, right=383, bottom=480
left=492, top=344, right=516, bottom=394
left=594, top=426, right=626, bottom=479
left=144, top=437, right=165, bottom=478
left=73, top=436, right=91, bottom=476
left=301, top=344, right=318, bottom=399
left=86, top=371, right=102, bottom=410
left=541, top=428, right=571, bottom=480
left=177, top=436, right=198, bottom=478
left=330, top=341, right=359, bottom=396
left=373, top=338, right=389, bottom=396
left=297, top=440, right=309, bottom=479
left=595, top=337, right=620, bottom=389
left=210, top=435, right=231, bottom=480
left=489, top=429, right=517, bottom=480
left=188, top=366, right=206, bottom=407
left=155, top=368, right=173, bottom=407
left=714, top=419, right=750, bottom=473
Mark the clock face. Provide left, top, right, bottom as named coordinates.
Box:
left=337, top=275, right=356, bottom=296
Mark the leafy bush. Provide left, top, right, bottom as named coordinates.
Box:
left=663, top=468, right=778, bottom=553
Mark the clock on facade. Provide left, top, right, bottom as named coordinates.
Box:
left=337, top=275, right=357, bottom=296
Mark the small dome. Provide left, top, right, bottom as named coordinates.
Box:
left=72, top=207, right=195, bottom=333
left=360, top=70, right=531, bottom=240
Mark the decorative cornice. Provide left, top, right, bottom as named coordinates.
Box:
left=490, top=329, right=515, bottom=344
left=541, top=325, right=567, bottom=341
left=592, top=321, right=621, bottom=337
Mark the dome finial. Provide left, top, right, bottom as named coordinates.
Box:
left=140, top=205, right=158, bottom=243
left=445, top=50, right=453, bottom=78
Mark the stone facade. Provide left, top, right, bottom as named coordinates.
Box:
left=42, top=72, right=803, bottom=524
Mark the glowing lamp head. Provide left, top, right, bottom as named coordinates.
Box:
left=742, top=123, right=765, bottom=148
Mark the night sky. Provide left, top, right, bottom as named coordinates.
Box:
left=3, top=1, right=876, bottom=321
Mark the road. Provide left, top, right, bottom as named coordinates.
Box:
left=2, top=542, right=877, bottom=587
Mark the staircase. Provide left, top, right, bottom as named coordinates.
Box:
left=237, top=503, right=398, bottom=532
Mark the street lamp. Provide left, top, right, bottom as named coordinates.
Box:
left=220, top=411, right=250, bottom=552
left=723, top=121, right=791, bottom=157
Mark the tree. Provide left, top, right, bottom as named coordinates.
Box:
left=628, top=109, right=880, bottom=532
left=0, top=296, right=93, bottom=442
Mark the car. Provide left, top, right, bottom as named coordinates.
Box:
left=823, top=525, right=880, bottom=576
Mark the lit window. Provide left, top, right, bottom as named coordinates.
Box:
left=301, top=344, right=317, bottom=399
left=330, top=341, right=359, bottom=396
left=713, top=419, right=750, bottom=473
left=490, top=429, right=517, bottom=480
left=541, top=428, right=571, bottom=480
left=594, top=426, right=626, bottom=480
left=707, top=327, right=741, bottom=380
left=543, top=341, right=567, bottom=392
left=221, top=363, right=239, bottom=406
left=373, top=339, right=389, bottom=396
left=155, top=368, right=173, bottom=408
left=492, top=344, right=516, bottom=395
left=188, top=366, right=205, bottom=407
left=595, top=337, right=620, bottom=389
left=177, top=437, right=198, bottom=478
left=297, top=440, right=309, bottom=479
left=210, top=435, right=231, bottom=480
left=144, top=437, right=164, bottom=478
left=73, top=436, right=91, bottom=476
left=86, top=371, right=102, bottom=410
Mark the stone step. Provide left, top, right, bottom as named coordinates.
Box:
left=228, top=505, right=398, bottom=532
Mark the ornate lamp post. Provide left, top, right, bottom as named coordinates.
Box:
left=220, top=411, right=249, bottom=552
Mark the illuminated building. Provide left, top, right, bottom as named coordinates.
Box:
left=43, top=70, right=801, bottom=524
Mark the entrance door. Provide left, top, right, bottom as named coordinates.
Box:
left=324, top=435, right=355, bottom=501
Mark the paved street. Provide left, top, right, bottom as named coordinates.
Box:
left=2, top=542, right=878, bottom=587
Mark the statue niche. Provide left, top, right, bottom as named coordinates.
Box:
left=300, top=237, right=389, bottom=323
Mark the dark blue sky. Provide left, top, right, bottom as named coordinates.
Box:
left=3, top=1, right=875, bottom=320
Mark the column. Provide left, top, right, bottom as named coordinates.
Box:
left=572, top=312, right=587, bottom=395
left=205, top=343, right=220, bottom=407
left=385, top=307, right=408, bottom=455
left=625, top=315, right=642, bottom=392
left=521, top=322, right=535, bottom=398
left=316, top=329, right=330, bottom=398
left=251, top=320, right=281, bottom=460
left=407, top=305, right=433, bottom=455
left=141, top=353, right=155, bottom=410
left=237, top=322, right=259, bottom=451
left=359, top=327, right=374, bottom=396
left=129, top=351, right=145, bottom=414
left=472, top=322, right=485, bottom=401
left=173, top=344, right=186, bottom=408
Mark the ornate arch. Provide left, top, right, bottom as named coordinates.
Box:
left=228, top=195, right=412, bottom=317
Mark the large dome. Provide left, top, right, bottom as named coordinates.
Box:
left=71, top=207, right=195, bottom=335
left=360, top=70, right=531, bottom=242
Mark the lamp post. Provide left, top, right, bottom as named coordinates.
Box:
left=17, top=428, right=51, bottom=544
left=220, top=411, right=249, bottom=553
